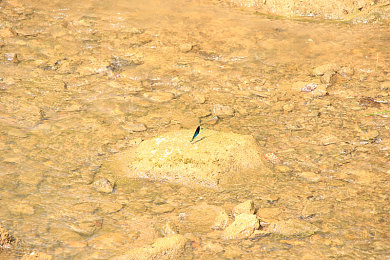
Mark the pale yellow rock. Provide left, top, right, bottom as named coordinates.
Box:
left=99, top=202, right=122, bottom=214
left=270, top=219, right=319, bottom=237
left=233, top=200, right=255, bottom=217
left=256, top=207, right=282, bottom=222
left=212, top=210, right=229, bottom=230
left=115, top=234, right=187, bottom=260
left=182, top=202, right=228, bottom=233
left=179, top=43, right=193, bottom=53
left=93, top=178, right=114, bottom=193
left=223, top=213, right=259, bottom=239
left=143, top=92, right=174, bottom=103
left=298, top=171, right=321, bottom=182
left=105, top=129, right=270, bottom=187
left=123, top=123, right=147, bottom=132
left=212, top=104, right=234, bottom=117
left=312, top=63, right=340, bottom=76
left=340, top=66, right=354, bottom=77
left=291, top=81, right=328, bottom=97
left=358, top=129, right=379, bottom=141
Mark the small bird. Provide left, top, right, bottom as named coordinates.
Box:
left=190, top=126, right=206, bottom=142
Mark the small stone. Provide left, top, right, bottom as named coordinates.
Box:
left=353, top=169, right=376, bottom=184
left=318, top=135, right=339, bottom=145
left=68, top=220, right=100, bottom=236
left=358, top=129, right=379, bottom=141
left=143, top=92, right=174, bottom=103
left=151, top=204, right=175, bottom=214
left=184, top=203, right=228, bottom=233
left=160, top=222, right=178, bottom=236
left=108, top=79, right=143, bottom=93
left=340, top=66, right=354, bottom=77
left=300, top=83, right=317, bottom=92
left=275, top=165, right=291, bottom=173
left=93, top=178, right=114, bottom=193
left=223, top=246, right=242, bottom=258
left=223, top=214, right=259, bottom=239
left=213, top=104, right=234, bottom=117
left=312, top=63, right=340, bottom=76
left=5, top=53, right=19, bottom=63
left=256, top=207, right=281, bottom=222
left=192, top=92, right=206, bottom=104
left=311, top=84, right=328, bottom=97
left=321, top=71, right=337, bottom=85
left=117, top=234, right=187, bottom=260
left=283, top=103, right=294, bottom=112
left=212, top=210, right=229, bottom=230
left=233, top=200, right=255, bottom=217
left=65, top=240, right=87, bottom=248
left=298, top=171, right=321, bottom=182
left=270, top=219, right=319, bottom=237
left=100, top=202, right=123, bottom=214
left=292, top=82, right=327, bottom=97
left=179, top=43, right=193, bottom=53
left=124, top=123, right=147, bottom=132
left=202, top=241, right=224, bottom=253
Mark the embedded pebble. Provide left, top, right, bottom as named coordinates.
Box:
left=68, top=221, right=99, bottom=236
left=202, top=241, right=224, bottom=253
left=321, top=71, right=337, bottom=85
left=183, top=203, right=228, bottom=233
left=159, top=222, right=178, bottom=236
left=340, top=66, right=354, bottom=77
left=298, top=171, right=321, bottom=182
left=124, top=123, right=147, bottom=132
left=212, top=104, right=235, bottom=117
left=270, top=219, right=319, bottom=237
left=292, top=81, right=327, bottom=96
left=310, top=84, right=328, bottom=97
left=312, top=63, right=340, bottom=76
left=143, top=92, right=174, bottom=102
left=358, top=129, right=379, bottom=141
left=179, top=43, right=193, bottom=53
left=93, top=178, right=114, bottom=193
left=192, top=92, right=206, bottom=104
left=99, top=202, right=123, bottom=214
left=116, top=234, right=187, bottom=260
left=151, top=204, right=175, bottom=214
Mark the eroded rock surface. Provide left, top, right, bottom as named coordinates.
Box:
left=105, top=129, right=270, bottom=187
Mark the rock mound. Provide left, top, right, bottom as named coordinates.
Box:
left=106, top=129, right=270, bottom=187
